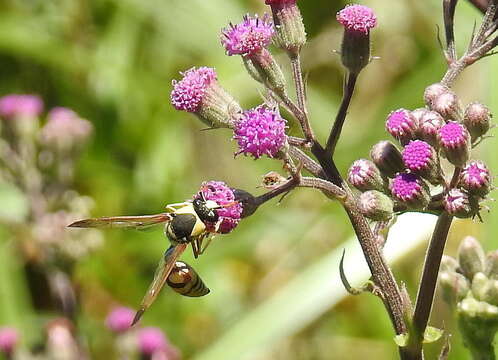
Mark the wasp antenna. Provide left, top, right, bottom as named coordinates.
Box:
left=132, top=309, right=145, bottom=326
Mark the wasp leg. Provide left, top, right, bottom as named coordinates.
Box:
left=191, top=238, right=199, bottom=259
left=165, top=202, right=191, bottom=212
left=199, top=234, right=213, bottom=255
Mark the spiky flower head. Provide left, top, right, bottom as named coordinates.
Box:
left=464, top=102, right=492, bottom=141
left=417, top=110, right=445, bottom=148
left=170, top=67, right=241, bottom=129
left=0, top=327, right=18, bottom=355
left=221, top=15, right=274, bottom=56
left=358, top=190, right=394, bottom=221
left=431, top=91, right=461, bottom=120
left=370, top=140, right=405, bottom=178
left=0, top=94, right=43, bottom=119
left=460, top=160, right=491, bottom=198
left=390, top=173, right=430, bottom=209
left=198, top=181, right=243, bottom=234
left=402, top=140, right=439, bottom=182
left=386, top=109, right=418, bottom=145
left=347, top=159, right=384, bottom=192
left=234, top=105, right=287, bottom=159
left=438, top=121, right=470, bottom=166
left=41, top=107, right=93, bottom=149
left=423, top=83, right=449, bottom=108
left=337, top=5, right=377, bottom=34
left=444, top=188, right=475, bottom=218
left=106, top=307, right=134, bottom=333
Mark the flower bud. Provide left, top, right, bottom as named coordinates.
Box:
left=390, top=173, right=430, bottom=210
left=417, top=110, right=445, bottom=148
left=347, top=159, right=385, bottom=192
left=232, top=189, right=259, bottom=218
left=431, top=91, right=462, bottom=120
left=458, top=236, right=486, bottom=280
left=137, top=327, right=179, bottom=359
left=170, top=67, right=242, bottom=129
left=438, top=121, right=470, bottom=167
left=41, top=107, right=93, bottom=150
left=471, top=272, right=489, bottom=301
left=370, top=140, right=405, bottom=178
left=233, top=105, right=287, bottom=159
left=0, top=94, right=43, bottom=119
left=483, top=279, right=498, bottom=306
left=106, top=307, right=134, bottom=333
left=458, top=296, right=498, bottom=321
left=336, top=5, right=377, bottom=74
left=443, top=188, right=476, bottom=219
left=402, top=140, right=440, bottom=183
left=459, top=160, right=491, bottom=198
left=423, top=83, right=449, bottom=108
left=485, top=251, right=498, bottom=280
left=464, top=102, right=492, bottom=141
left=439, top=271, right=470, bottom=305
left=0, top=327, right=18, bottom=355
left=265, top=0, right=306, bottom=57
left=385, top=109, right=418, bottom=145
left=410, top=107, right=428, bottom=125
left=440, top=255, right=459, bottom=272
left=358, top=190, right=394, bottom=221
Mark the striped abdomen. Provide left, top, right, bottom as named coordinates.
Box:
left=167, top=261, right=210, bottom=297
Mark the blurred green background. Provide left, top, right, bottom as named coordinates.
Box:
left=0, top=0, right=496, bottom=359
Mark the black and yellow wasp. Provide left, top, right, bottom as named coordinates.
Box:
left=69, top=191, right=237, bottom=324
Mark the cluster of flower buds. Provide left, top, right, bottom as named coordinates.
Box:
left=439, top=237, right=498, bottom=353
left=0, top=327, right=18, bottom=357
left=106, top=307, right=180, bottom=359
left=348, top=83, right=492, bottom=221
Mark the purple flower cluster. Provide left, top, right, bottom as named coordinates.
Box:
left=41, top=107, right=93, bottom=148
left=0, top=94, right=43, bottom=118
left=198, top=180, right=243, bottom=234
left=0, top=327, right=18, bottom=355
left=233, top=106, right=287, bottom=159
left=221, top=15, right=274, bottom=56
left=350, top=82, right=492, bottom=217
left=336, top=4, right=377, bottom=34
left=170, top=67, right=217, bottom=113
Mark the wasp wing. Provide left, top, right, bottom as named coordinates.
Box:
left=132, top=243, right=188, bottom=325
left=68, top=213, right=173, bottom=229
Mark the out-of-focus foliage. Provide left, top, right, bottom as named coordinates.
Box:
left=0, top=0, right=496, bottom=359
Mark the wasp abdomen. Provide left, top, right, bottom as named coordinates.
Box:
left=166, top=261, right=210, bottom=297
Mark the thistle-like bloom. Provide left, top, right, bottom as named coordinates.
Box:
left=347, top=159, right=384, bottom=192
left=221, top=15, right=274, bottom=56
left=402, top=140, right=439, bottom=182
left=386, top=109, right=417, bottom=145
left=438, top=121, right=470, bottom=166
left=198, top=181, right=243, bottom=234
left=464, top=102, right=492, bottom=141
left=370, top=140, right=405, bottom=178
left=170, top=67, right=241, bottom=128
left=460, top=160, right=491, bottom=197
left=0, top=327, right=18, bottom=355
left=358, top=190, right=394, bottom=221
left=423, top=83, right=449, bottom=108
left=390, top=173, right=430, bottom=209
left=0, top=94, right=43, bottom=118
left=137, top=327, right=179, bottom=359
left=444, top=188, right=474, bottom=218
left=234, top=105, right=287, bottom=159
left=336, top=4, right=377, bottom=74
left=336, top=4, right=377, bottom=34
left=41, top=107, right=93, bottom=149
left=418, top=110, right=444, bottom=148
left=105, top=307, right=135, bottom=333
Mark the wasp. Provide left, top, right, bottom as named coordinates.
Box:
left=69, top=191, right=236, bottom=324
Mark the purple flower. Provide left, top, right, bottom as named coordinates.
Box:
left=460, top=161, right=491, bottom=197
left=41, top=107, right=92, bottom=148
left=390, top=173, right=430, bottom=209
left=221, top=15, right=274, bottom=56
left=198, top=181, right=243, bottom=234
left=105, top=307, right=135, bottom=333
left=443, top=188, right=474, bottom=218
left=438, top=121, right=470, bottom=166
left=347, top=159, right=384, bottom=192
left=170, top=67, right=217, bottom=113
left=402, top=140, right=439, bottom=182
left=385, top=109, right=417, bottom=145
left=137, top=327, right=167, bottom=355
left=0, top=327, right=18, bottom=355
left=337, top=5, right=377, bottom=34
left=234, top=105, right=287, bottom=159
left=0, top=94, right=43, bottom=118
